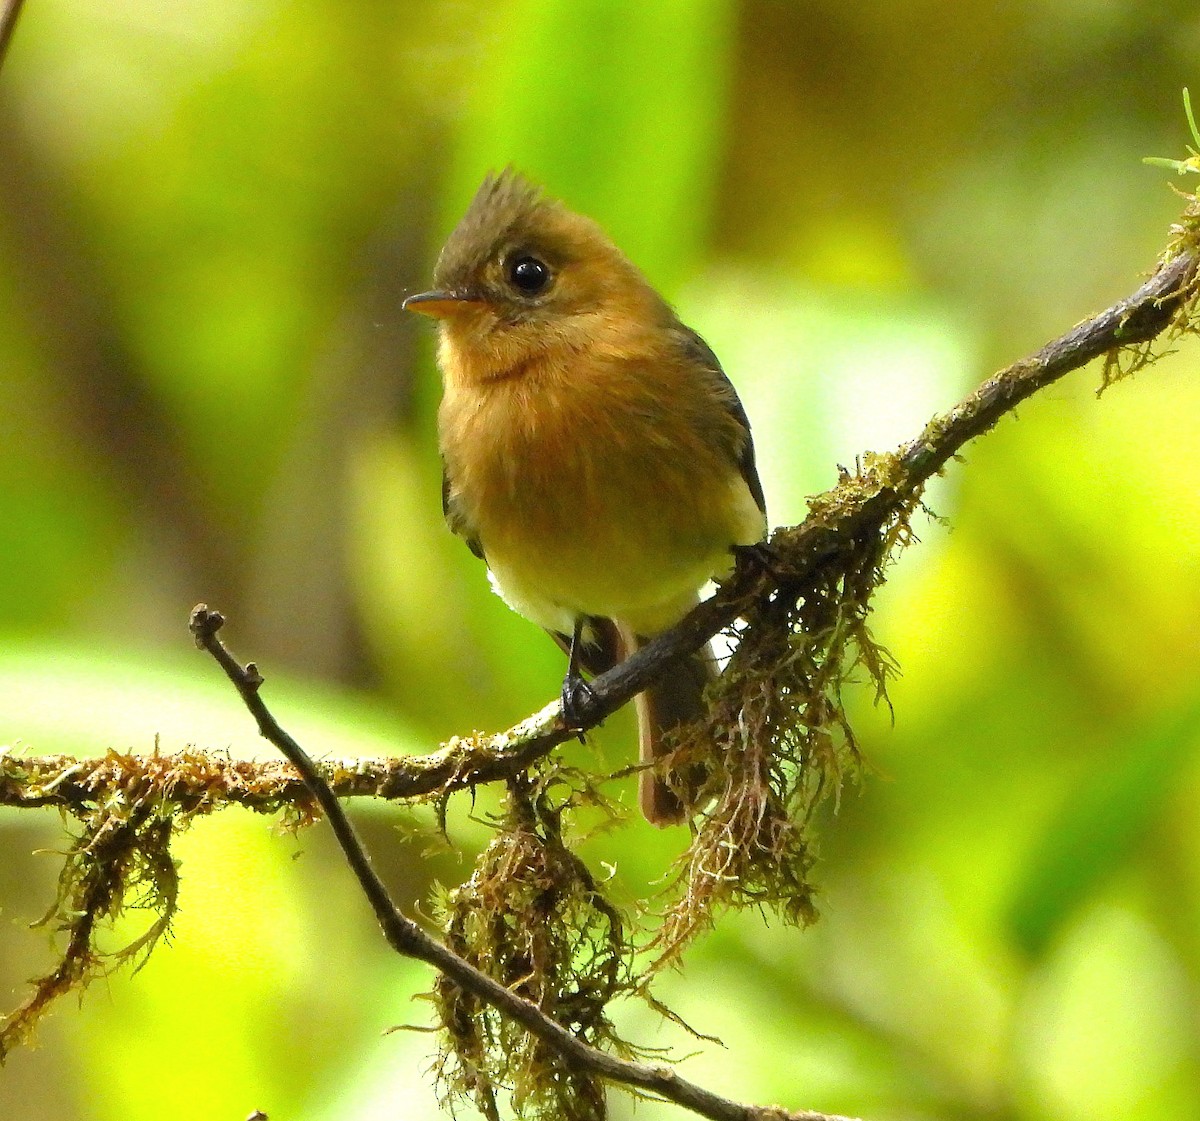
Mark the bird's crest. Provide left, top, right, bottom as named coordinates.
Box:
left=433, top=168, right=557, bottom=290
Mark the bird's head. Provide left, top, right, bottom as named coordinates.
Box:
left=404, top=170, right=669, bottom=383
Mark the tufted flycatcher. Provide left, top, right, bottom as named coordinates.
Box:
left=403, top=171, right=767, bottom=826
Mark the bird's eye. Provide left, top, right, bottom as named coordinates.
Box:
left=507, top=255, right=551, bottom=295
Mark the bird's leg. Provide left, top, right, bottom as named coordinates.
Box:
left=560, top=617, right=599, bottom=729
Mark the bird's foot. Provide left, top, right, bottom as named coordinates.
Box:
left=561, top=671, right=599, bottom=731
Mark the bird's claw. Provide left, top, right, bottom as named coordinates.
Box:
left=561, top=672, right=599, bottom=730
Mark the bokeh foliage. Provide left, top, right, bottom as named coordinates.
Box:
left=2, top=2, right=1200, bottom=1120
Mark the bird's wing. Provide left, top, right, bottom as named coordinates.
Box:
left=442, top=461, right=485, bottom=560
left=676, top=325, right=767, bottom=519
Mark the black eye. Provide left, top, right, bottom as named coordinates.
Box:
left=507, top=255, right=551, bottom=295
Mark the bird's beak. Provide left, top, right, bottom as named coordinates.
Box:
left=402, top=289, right=481, bottom=319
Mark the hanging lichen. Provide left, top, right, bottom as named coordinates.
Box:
left=431, top=774, right=634, bottom=1121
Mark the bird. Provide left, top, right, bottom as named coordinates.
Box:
left=403, top=170, right=767, bottom=825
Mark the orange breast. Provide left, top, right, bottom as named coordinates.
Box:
left=439, top=344, right=763, bottom=633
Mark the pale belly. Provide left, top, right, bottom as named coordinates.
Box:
left=478, top=465, right=763, bottom=636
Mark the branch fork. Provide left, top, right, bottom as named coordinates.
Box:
left=3, top=194, right=1198, bottom=1121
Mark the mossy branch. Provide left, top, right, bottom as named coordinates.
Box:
left=4, top=212, right=1197, bottom=823
left=3, top=192, right=1200, bottom=1119
left=184, top=605, right=861, bottom=1121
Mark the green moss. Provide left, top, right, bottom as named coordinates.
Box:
left=649, top=470, right=912, bottom=969
left=431, top=776, right=632, bottom=1121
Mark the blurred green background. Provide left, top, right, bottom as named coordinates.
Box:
left=2, top=1, right=1200, bottom=1119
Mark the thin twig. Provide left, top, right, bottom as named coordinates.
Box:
left=188, top=605, right=855, bottom=1121
left=0, top=0, right=26, bottom=72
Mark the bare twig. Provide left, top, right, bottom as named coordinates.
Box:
left=188, top=605, right=856, bottom=1121
left=0, top=0, right=26, bottom=72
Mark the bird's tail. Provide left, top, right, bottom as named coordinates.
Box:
left=625, top=629, right=717, bottom=826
